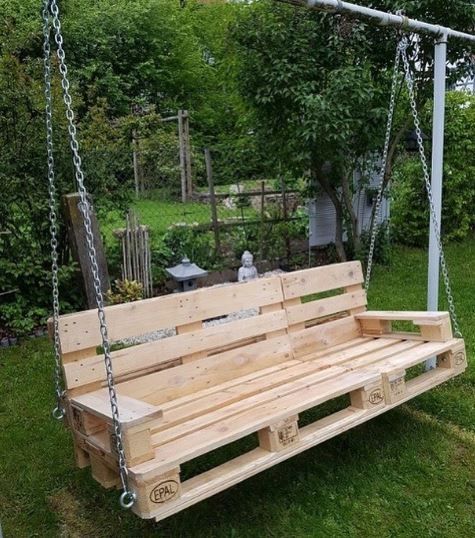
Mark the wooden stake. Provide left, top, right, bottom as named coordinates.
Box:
left=133, top=130, right=141, bottom=198
left=183, top=111, right=193, bottom=198
left=205, top=148, right=220, bottom=254
left=178, top=110, right=187, bottom=203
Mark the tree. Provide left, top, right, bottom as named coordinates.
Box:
left=232, top=0, right=475, bottom=260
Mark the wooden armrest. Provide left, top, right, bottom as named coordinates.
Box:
left=355, top=311, right=452, bottom=342
left=71, top=390, right=162, bottom=466
left=355, top=311, right=450, bottom=325
left=72, top=390, right=163, bottom=431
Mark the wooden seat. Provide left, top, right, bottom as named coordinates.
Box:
left=53, top=261, right=467, bottom=521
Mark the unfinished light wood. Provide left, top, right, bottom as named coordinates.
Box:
left=58, top=275, right=283, bottom=355
left=62, top=310, right=287, bottom=391
left=289, top=316, right=361, bottom=358
left=437, top=340, right=467, bottom=373
left=280, top=261, right=364, bottom=300
left=72, top=391, right=163, bottom=430
left=52, top=261, right=467, bottom=522
left=286, top=289, right=367, bottom=326
left=130, top=468, right=181, bottom=519
left=258, top=415, right=300, bottom=452
left=357, top=310, right=453, bottom=342
left=117, top=335, right=293, bottom=405
left=132, top=369, right=379, bottom=479
left=149, top=364, right=461, bottom=523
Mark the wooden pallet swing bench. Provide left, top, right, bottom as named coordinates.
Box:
left=42, top=0, right=469, bottom=523
left=54, top=261, right=466, bottom=521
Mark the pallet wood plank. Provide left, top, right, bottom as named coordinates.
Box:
left=356, top=311, right=450, bottom=324
left=63, top=310, right=288, bottom=390
left=290, top=316, right=362, bottom=358
left=117, top=336, right=293, bottom=404
left=72, top=392, right=163, bottom=430
left=358, top=339, right=461, bottom=374
left=281, top=261, right=364, bottom=300
left=286, top=289, right=367, bottom=326
left=151, top=365, right=349, bottom=446
left=151, top=339, right=401, bottom=438
left=134, top=369, right=379, bottom=478
left=149, top=365, right=459, bottom=522
left=58, top=276, right=283, bottom=354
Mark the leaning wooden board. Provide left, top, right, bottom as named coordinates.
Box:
left=51, top=261, right=467, bottom=521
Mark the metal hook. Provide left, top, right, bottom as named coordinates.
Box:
left=120, top=490, right=137, bottom=510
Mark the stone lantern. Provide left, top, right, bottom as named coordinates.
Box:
left=166, top=256, right=208, bottom=292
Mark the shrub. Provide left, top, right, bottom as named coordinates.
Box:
left=357, top=221, right=391, bottom=267
left=106, top=280, right=144, bottom=305
left=391, top=92, right=475, bottom=247
left=161, top=223, right=218, bottom=270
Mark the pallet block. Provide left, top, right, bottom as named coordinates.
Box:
left=130, top=468, right=181, bottom=519
left=90, top=454, right=120, bottom=489
left=52, top=262, right=467, bottom=521
left=437, top=340, right=467, bottom=373
left=258, top=415, right=300, bottom=452
left=382, top=370, right=407, bottom=404
left=350, top=380, right=385, bottom=409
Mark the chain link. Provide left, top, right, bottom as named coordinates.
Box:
left=42, top=0, right=65, bottom=421
left=399, top=37, right=462, bottom=338
left=44, top=0, right=136, bottom=508
left=365, top=42, right=401, bottom=291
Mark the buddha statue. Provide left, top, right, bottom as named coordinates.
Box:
left=238, top=250, right=258, bottom=282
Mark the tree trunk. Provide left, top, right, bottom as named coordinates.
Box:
left=341, top=169, right=360, bottom=255
left=368, top=115, right=413, bottom=233
left=314, top=168, right=347, bottom=262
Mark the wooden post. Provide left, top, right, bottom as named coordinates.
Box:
left=183, top=110, right=193, bottom=198
left=132, top=130, right=143, bottom=197
left=63, top=193, right=110, bottom=309
left=178, top=110, right=187, bottom=202
left=280, top=177, right=291, bottom=261
left=259, top=180, right=265, bottom=261
left=205, top=149, right=221, bottom=254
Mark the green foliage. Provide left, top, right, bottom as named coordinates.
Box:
left=106, top=279, right=144, bottom=305
left=391, top=92, right=475, bottom=247
left=0, top=207, right=81, bottom=335
left=232, top=2, right=390, bottom=178
left=232, top=0, right=475, bottom=258
left=62, top=0, right=209, bottom=115
left=357, top=222, right=391, bottom=267
left=0, top=299, right=48, bottom=337
left=162, top=223, right=217, bottom=270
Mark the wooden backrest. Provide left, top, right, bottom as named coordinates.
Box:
left=56, top=261, right=367, bottom=400
left=281, top=261, right=367, bottom=359
left=58, top=276, right=287, bottom=396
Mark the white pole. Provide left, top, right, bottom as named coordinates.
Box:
left=426, top=34, right=448, bottom=371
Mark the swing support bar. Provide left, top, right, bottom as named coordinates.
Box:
left=281, top=0, right=475, bottom=43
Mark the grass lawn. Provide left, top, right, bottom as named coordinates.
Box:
left=100, top=195, right=258, bottom=249
left=1, top=240, right=474, bottom=537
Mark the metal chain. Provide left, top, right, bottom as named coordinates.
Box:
left=42, top=0, right=65, bottom=421
left=399, top=37, right=462, bottom=338
left=46, top=0, right=136, bottom=508
left=364, top=42, right=402, bottom=291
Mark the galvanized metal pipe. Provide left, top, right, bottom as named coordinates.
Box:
left=426, top=35, right=448, bottom=370
left=282, top=0, right=475, bottom=43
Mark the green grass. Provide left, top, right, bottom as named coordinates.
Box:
left=1, top=240, right=475, bottom=537
left=100, top=195, right=258, bottom=248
